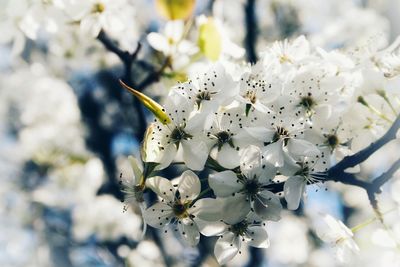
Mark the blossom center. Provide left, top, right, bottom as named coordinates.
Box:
left=231, top=220, right=249, bottom=236
left=195, top=91, right=215, bottom=108
left=173, top=202, right=188, bottom=218
left=170, top=126, right=192, bottom=144
left=269, top=126, right=290, bottom=146
left=326, top=134, right=339, bottom=149
left=244, top=179, right=260, bottom=196
left=299, top=95, right=316, bottom=111
left=295, top=164, right=310, bottom=178
left=244, top=90, right=257, bottom=104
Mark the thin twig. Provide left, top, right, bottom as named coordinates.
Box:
left=97, top=30, right=147, bottom=139
left=330, top=115, right=400, bottom=173
left=244, top=0, right=258, bottom=64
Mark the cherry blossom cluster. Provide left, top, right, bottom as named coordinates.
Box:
left=120, top=35, right=400, bottom=264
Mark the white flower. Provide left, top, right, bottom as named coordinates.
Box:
left=209, top=145, right=282, bottom=223
left=212, top=218, right=269, bottom=265
left=64, top=0, right=132, bottom=37
left=147, top=20, right=198, bottom=70
left=316, top=214, right=360, bottom=263
left=237, top=62, right=280, bottom=115
left=172, top=63, right=237, bottom=113
left=120, top=156, right=147, bottom=208
left=143, top=98, right=209, bottom=170
left=284, top=154, right=329, bottom=210
left=305, top=117, right=354, bottom=164
left=245, top=97, right=319, bottom=167
left=264, top=35, right=311, bottom=67
left=205, top=106, right=259, bottom=169
left=143, top=171, right=202, bottom=246
left=282, top=63, right=345, bottom=123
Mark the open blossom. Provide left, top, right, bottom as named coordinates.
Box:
left=64, top=0, right=134, bottom=37
left=172, top=63, right=237, bottom=113
left=316, top=214, right=360, bottom=263
left=284, top=153, right=329, bottom=210
left=213, top=218, right=269, bottom=265
left=209, top=145, right=282, bottom=222
left=237, top=62, right=280, bottom=114
left=143, top=98, right=209, bottom=170
left=143, top=171, right=202, bottom=246
left=147, top=20, right=198, bottom=59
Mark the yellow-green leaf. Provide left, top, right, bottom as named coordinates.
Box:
left=198, top=18, right=222, bottom=61
left=119, top=80, right=171, bottom=124
left=155, top=0, right=196, bottom=20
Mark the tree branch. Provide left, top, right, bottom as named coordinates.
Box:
left=244, top=0, right=258, bottom=64
left=330, top=115, right=400, bottom=173
left=97, top=30, right=147, bottom=139
left=371, top=158, right=400, bottom=192
left=265, top=115, right=400, bottom=210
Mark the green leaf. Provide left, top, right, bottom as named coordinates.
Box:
left=119, top=80, right=171, bottom=125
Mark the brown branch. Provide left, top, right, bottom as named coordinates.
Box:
left=330, top=115, right=400, bottom=173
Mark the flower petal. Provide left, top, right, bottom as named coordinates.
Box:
left=221, top=194, right=251, bottom=224
left=181, top=139, right=208, bottom=171
left=147, top=32, right=169, bottom=54
left=143, top=202, right=173, bottom=228
left=190, top=198, right=224, bottom=222
left=177, top=170, right=201, bottom=201
left=128, top=155, right=143, bottom=185
left=284, top=176, right=306, bottom=210
left=287, top=138, right=319, bottom=158
left=145, top=176, right=175, bottom=203
left=178, top=218, right=200, bottom=246
left=209, top=170, right=242, bottom=197
left=214, top=232, right=241, bottom=265
left=240, top=145, right=262, bottom=179
left=246, top=226, right=270, bottom=248
left=216, top=144, right=240, bottom=169
left=253, top=191, right=282, bottom=221
left=263, top=140, right=284, bottom=167
left=195, top=218, right=228, bottom=236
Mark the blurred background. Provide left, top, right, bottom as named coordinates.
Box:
left=1, top=0, right=400, bottom=266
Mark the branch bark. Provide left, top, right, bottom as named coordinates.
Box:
left=244, top=0, right=258, bottom=64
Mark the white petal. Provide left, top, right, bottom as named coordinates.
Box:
left=181, top=139, right=208, bottom=171
left=287, top=138, right=319, bottom=158
left=128, top=155, right=142, bottom=185
left=253, top=100, right=272, bottom=114
left=240, top=145, right=262, bottom=179
left=178, top=218, right=200, bottom=246
left=263, top=140, right=284, bottom=167
left=190, top=198, right=224, bottom=222
left=165, top=20, right=184, bottom=41
left=158, top=144, right=177, bottom=170
left=195, top=218, right=228, bottom=236
left=257, top=162, right=277, bottom=184
left=147, top=32, right=169, bottom=54
left=209, top=170, right=242, bottom=197
left=145, top=176, right=175, bottom=203
left=216, top=144, right=240, bottom=169
left=143, top=202, right=173, bottom=228
left=177, top=170, right=201, bottom=201
left=246, top=226, right=270, bottom=248
left=244, top=127, right=276, bottom=142
left=253, top=191, right=282, bottom=221
left=284, top=176, right=306, bottom=210
left=214, top=232, right=241, bottom=265
left=221, top=194, right=251, bottom=224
